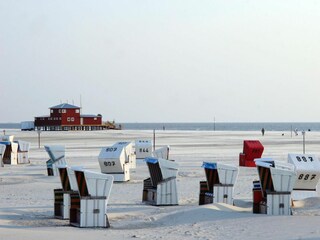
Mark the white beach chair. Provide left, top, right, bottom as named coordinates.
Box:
left=199, top=162, right=238, bottom=205
left=288, top=154, right=320, bottom=200
left=0, top=144, right=6, bottom=167
left=0, top=135, right=18, bottom=165
left=69, top=169, right=114, bottom=228
left=112, top=141, right=136, bottom=169
left=54, top=165, right=79, bottom=219
left=152, top=145, right=170, bottom=160
left=135, top=139, right=153, bottom=159
left=98, top=145, right=131, bottom=182
left=16, top=140, right=31, bottom=164
left=44, top=145, right=67, bottom=176
left=255, top=158, right=296, bottom=215
left=142, top=157, right=179, bottom=206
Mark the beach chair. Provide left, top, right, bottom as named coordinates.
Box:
left=0, top=144, right=6, bottom=167
left=254, top=158, right=296, bottom=215
left=44, top=145, right=67, bottom=176
left=142, top=157, right=179, bottom=206
left=288, top=154, right=320, bottom=200
left=16, top=140, right=31, bottom=164
left=54, top=165, right=79, bottom=219
left=135, top=139, right=153, bottom=159
left=69, top=169, right=114, bottom=228
left=239, top=140, right=264, bottom=167
left=98, top=144, right=131, bottom=182
left=112, top=141, right=136, bottom=169
left=199, top=162, right=238, bottom=205
left=0, top=135, right=18, bottom=165
left=152, top=145, right=170, bottom=160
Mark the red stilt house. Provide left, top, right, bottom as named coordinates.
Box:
left=34, top=103, right=105, bottom=131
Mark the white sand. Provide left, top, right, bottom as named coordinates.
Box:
left=1, top=129, right=320, bottom=240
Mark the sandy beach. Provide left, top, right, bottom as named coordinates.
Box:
left=1, top=129, right=320, bottom=240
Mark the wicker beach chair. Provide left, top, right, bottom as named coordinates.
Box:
left=69, top=169, right=114, bottom=228
left=98, top=143, right=133, bottom=182
left=0, top=144, right=6, bottom=167
left=254, top=158, right=296, bottom=215
left=288, top=154, right=320, bottom=200
left=54, top=165, right=79, bottom=219
left=142, top=157, right=178, bottom=206
left=44, top=145, right=67, bottom=176
left=199, top=162, right=238, bottom=205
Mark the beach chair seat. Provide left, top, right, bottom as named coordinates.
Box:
left=142, top=157, right=178, bottom=206
left=254, top=158, right=296, bottom=215
left=69, top=169, right=113, bottom=228
left=288, top=154, right=320, bottom=200
left=239, top=140, right=264, bottom=167
left=199, top=181, right=213, bottom=205
left=199, top=162, right=238, bottom=205
left=44, top=145, right=67, bottom=176
left=54, top=166, right=78, bottom=219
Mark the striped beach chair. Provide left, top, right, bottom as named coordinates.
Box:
left=69, top=169, right=114, bottom=228
left=44, top=145, right=67, bottom=176
left=254, top=158, right=296, bottom=215
left=54, top=165, right=78, bottom=219
left=199, top=162, right=238, bottom=205
left=142, top=157, right=178, bottom=206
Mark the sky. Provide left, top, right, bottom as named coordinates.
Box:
left=1, top=1, right=320, bottom=123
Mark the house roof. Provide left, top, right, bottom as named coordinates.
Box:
left=81, top=114, right=102, bottom=118
left=50, top=103, right=80, bottom=109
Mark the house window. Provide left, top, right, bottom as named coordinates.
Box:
left=75, top=109, right=80, bottom=113
left=59, top=117, right=61, bottom=120
left=71, top=117, right=74, bottom=122
left=59, top=109, right=61, bottom=113
left=94, top=118, right=97, bottom=120
left=62, top=109, right=66, bottom=113
left=50, top=110, right=53, bottom=113
left=67, top=117, right=70, bottom=122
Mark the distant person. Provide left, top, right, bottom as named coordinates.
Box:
left=294, top=128, right=298, bottom=136
left=261, top=128, right=265, bottom=136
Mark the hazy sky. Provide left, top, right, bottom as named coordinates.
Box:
left=1, top=1, right=320, bottom=123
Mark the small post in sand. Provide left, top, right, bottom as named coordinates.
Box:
left=153, top=129, right=156, bottom=152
